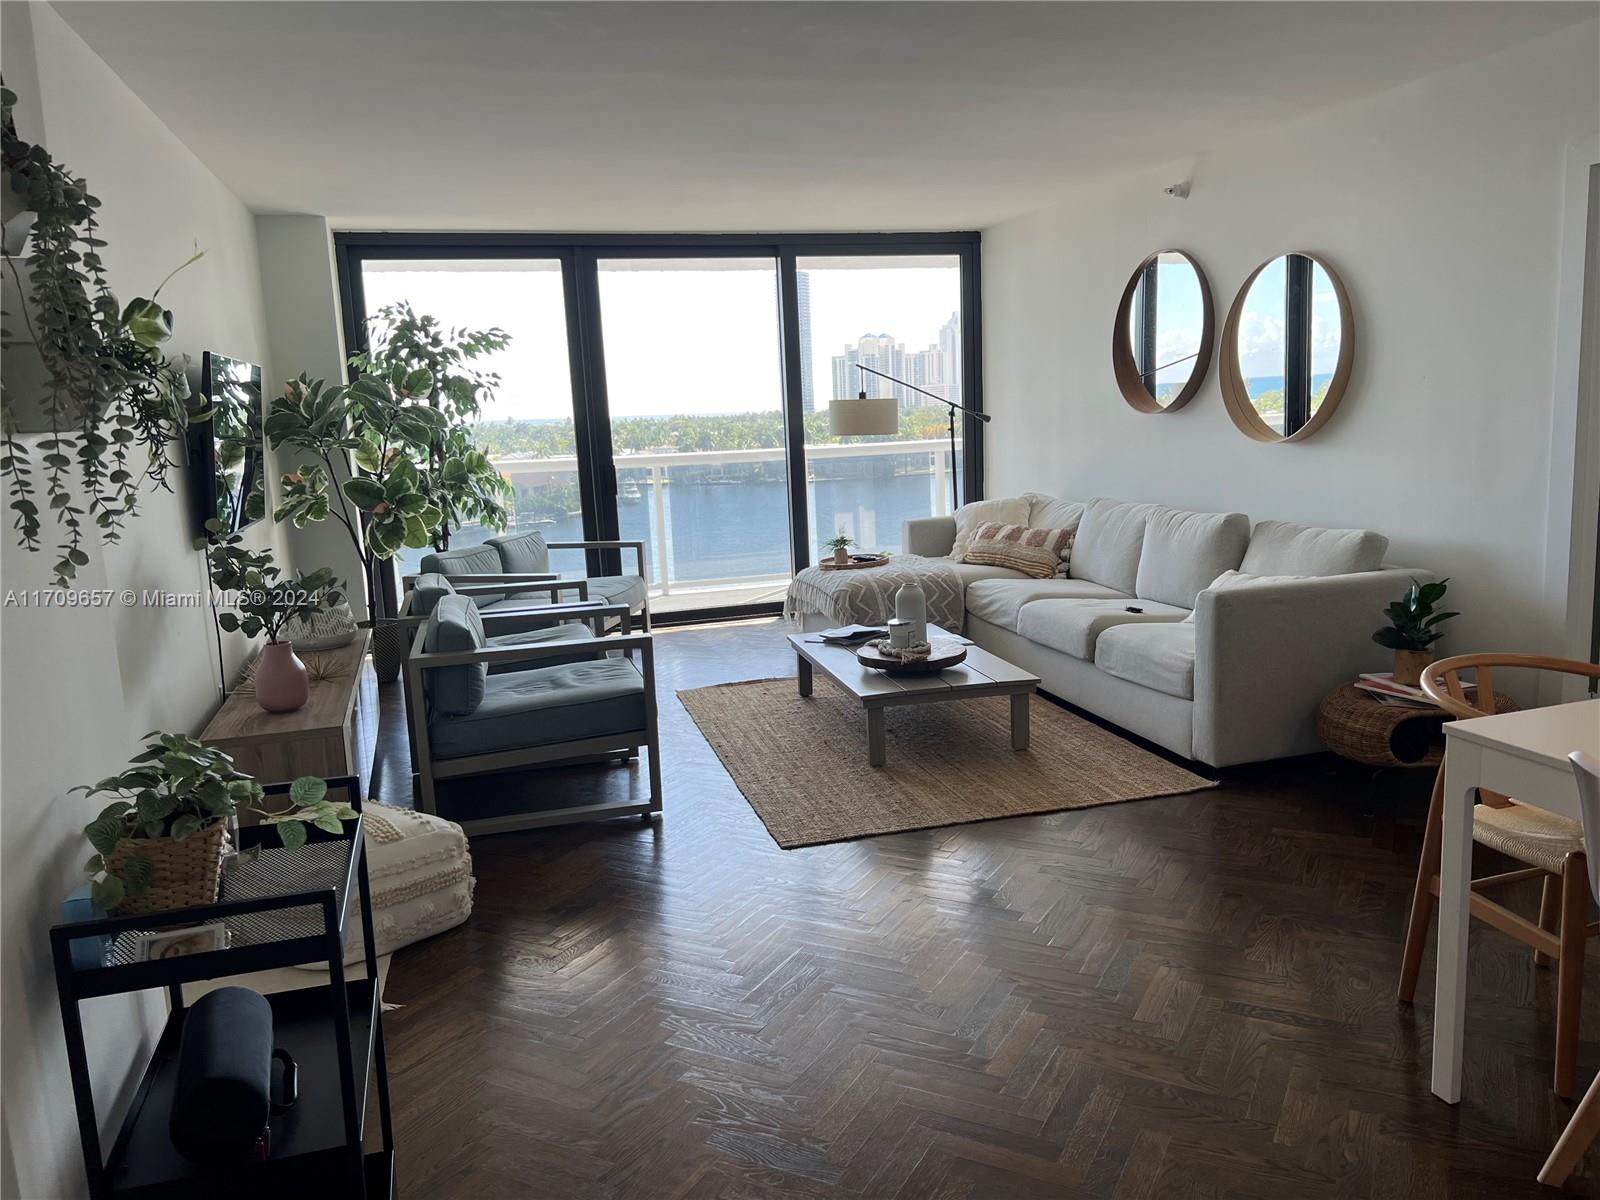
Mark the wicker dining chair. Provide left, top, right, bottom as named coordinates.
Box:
left=1397, top=653, right=1600, bottom=1098
left=1542, top=751, right=1600, bottom=1186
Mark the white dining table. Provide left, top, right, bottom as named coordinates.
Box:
left=1433, top=698, right=1600, bottom=1102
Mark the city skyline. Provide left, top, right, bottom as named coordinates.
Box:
left=830, top=311, right=961, bottom=408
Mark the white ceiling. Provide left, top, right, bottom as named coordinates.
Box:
left=56, top=1, right=1594, bottom=232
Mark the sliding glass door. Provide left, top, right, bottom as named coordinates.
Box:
left=339, top=234, right=982, bottom=622
left=594, top=256, right=789, bottom=614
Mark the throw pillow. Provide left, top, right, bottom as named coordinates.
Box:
left=950, top=497, right=1030, bottom=560
left=962, top=522, right=1074, bottom=580
left=1183, top=569, right=1315, bottom=621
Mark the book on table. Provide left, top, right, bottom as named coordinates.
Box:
left=816, top=625, right=887, bottom=645
left=1353, top=671, right=1476, bottom=709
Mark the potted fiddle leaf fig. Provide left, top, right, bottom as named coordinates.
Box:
left=205, top=520, right=345, bottom=712
left=267, top=371, right=447, bottom=680
left=1373, top=577, right=1458, bottom=686
left=349, top=303, right=513, bottom=552
left=80, top=735, right=359, bottom=915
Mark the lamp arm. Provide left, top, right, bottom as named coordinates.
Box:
left=854, top=363, right=992, bottom=423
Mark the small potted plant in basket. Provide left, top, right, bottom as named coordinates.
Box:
left=206, top=520, right=345, bottom=713
left=1373, top=577, right=1458, bottom=686
left=79, top=734, right=358, bottom=915
left=824, top=532, right=854, bottom=567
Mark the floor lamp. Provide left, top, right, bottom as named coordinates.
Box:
left=830, top=363, right=990, bottom=512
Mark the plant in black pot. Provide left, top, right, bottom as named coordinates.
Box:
left=1373, top=577, right=1458, bottom=686
left=80, top=737, right=359, bottom=915
left=205, top=520, right=344, bottom=712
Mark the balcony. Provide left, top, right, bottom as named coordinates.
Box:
left=474, top=438, right=959, bottom=615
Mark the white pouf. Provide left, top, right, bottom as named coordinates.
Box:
left=298, top=803, right=474, bottom=967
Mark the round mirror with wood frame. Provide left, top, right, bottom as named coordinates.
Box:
left=1219, top=251, right=1354, bottom=443
left=1111, top=250, right=1214, bottom=414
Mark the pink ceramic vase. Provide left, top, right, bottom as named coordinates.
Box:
left=255, top=640, right=309, bottom=713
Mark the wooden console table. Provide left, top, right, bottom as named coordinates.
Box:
left=202, top=631, right=377, bottom=793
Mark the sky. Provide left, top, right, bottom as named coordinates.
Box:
left=362, top=258, right=962, bottom=422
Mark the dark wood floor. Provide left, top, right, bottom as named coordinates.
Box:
left=373, top=618, right=1600, bottom=1199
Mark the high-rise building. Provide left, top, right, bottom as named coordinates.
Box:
left=938, top=311, right=961, bottom=409
left=832, top=333, right=908, bottom=403
left=796, top=270, right=815, bottom=413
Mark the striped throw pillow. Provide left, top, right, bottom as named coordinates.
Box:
left=961, top=522, right=1074, bottom=579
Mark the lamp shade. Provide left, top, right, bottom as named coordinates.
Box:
left=829, top=395, right=898, bottom=437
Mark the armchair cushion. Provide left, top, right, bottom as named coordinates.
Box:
left=582, top=574, right=648, bottom=614
left=487, top=531, right=551, bottom=576
left=1134, top=507, right=1250, bottom=608
left=428, top=658, right=646, bottom=760
left=423, top=594, right=488, bottom=717
left=485, top=624, right=596, bottom=673
left=1240, top=520, right=1388, bottom=576
left=411, top=573, right=455, bottom=617
left=421, top=544, right=506, bottom=605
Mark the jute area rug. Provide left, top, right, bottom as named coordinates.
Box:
left=679, top=678, right=1216, bottom=849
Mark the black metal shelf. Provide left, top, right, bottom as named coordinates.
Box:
left=50, top=776, right=395, bottom=1199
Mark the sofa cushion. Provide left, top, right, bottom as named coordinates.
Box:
left=421, top=544, right=506, bottom=606
left=965, top=577, right=1128, bottom=632
left=1022, top=493, right=1085, bottom=535
left=1069, top=498, right=1157, bottom=593
left=1017, top=598, right=1190, bottom=660
left=487, top=530, right=551, bottom=576
left=951, top=497, right=1030, bottom=561
left=1095, top=622, right=1197, bottom=700
left=580, top=574, right=648, bottom=614
left=961, top=522, right=1074, bottom=579
left=410, top=572, right=454, bottom=616
left=1182, top=569, right=1316, bottom=621
left=1134, top=507, right=1250, bottom=608
left=423, top=594, right=488, bottom=717
left=948, top=560, right=1028, bottom=587
left=1240, top=520, right=1388, bottom=576
left=428, top=657, right=646, bottom=761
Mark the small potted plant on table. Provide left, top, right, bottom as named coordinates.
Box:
left=206, top=520, right=345, bottom=713
left=80, top=736, right=359, bottom=914
left=1373, top=577, right=1458, bottom=685
left=824, top=533, right=854, bottom=567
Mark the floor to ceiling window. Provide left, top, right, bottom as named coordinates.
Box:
left=338, top=235, right=981, bottom=621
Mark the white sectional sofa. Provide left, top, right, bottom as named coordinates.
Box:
left=903, top=495, right=1432, bottom=768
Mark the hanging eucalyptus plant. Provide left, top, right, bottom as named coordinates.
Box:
left=1, top=82, right=204, bottom=585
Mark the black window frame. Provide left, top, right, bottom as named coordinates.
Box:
left=334, top=231, right=983, bottom=623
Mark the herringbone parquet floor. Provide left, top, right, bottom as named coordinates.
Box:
left=373, top=618, right=1600, bottom=1199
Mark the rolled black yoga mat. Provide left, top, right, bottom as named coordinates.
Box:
left=169, top=987, right=295, bottom=1165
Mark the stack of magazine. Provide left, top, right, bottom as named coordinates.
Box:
left=816, top=625, right=887, bottom=645
left=1354, top=671, right=1474, bottom=709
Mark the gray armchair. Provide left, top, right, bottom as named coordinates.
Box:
left=422, top=531, right=651, bottom=633
left=404, top=592, right=661, bottom=835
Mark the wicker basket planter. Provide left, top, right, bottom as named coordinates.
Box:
left=102, top=822, right=229, bottom=916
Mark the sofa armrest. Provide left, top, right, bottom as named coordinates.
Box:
left=1192, top=567, right=1436, bottom=766
left=903, top=516, right=956, bottom=558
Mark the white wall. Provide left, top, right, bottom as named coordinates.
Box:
left=982, top=24, right=1600, bottom=670
left=0, top=5, right=285, bottom=1196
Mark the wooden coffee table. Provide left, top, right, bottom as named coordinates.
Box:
left=787, top=625, right=1041, bottom=767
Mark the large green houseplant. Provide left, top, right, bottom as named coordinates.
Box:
left=267, top=370, right=449, bottom=678
left=349, top=302, right=512, bottom=552
left=1, top=83, right=204, bottom=585
left=79, top=734, right=356, bottom=914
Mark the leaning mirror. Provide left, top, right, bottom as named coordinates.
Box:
left=1112, top=250, right=1214, bottom=413
left=1220, top=252, right=1353, bottom=442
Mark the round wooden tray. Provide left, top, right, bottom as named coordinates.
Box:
left=818, top=553, right=891, bottom=572
left=856, top=640, right=967, bottom=675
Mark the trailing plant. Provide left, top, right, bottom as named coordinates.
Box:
left=348, top=302, right=511, bottom=551
left=1, top=82, right=204, bottom=585
left=1373, top=577, right=1458, bottom=653
left=267, top=371, right=446, bottom=625
left=78, top=734, right=357, bottom=910
left=204, top=518, right=345, bottom=643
